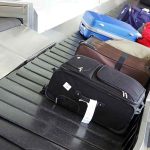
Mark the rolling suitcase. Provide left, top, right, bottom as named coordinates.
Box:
left=76, top=36, right=150, bottom=86
left=43, top=55, right=145, bottom=134
left=79, top=11, right=141, bottom=41
left=106, top=39, right=150, bottom=60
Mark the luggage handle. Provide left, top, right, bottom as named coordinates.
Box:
left=142, top=8, right=150, bottom=13
left=80, top=22, right=86, bottom=33
left=75, top=91, right=98, bottom=124
left=82, top=42, right=97, bottom=50
left=135, top=102, right=145, bottom=114
left=60, top=89, right=98, bottom=124
left=80, top=98, right=97, bottom=124
left=129, top=32, right=141, bottom=38
left=115, top=53, right=128, bottom=71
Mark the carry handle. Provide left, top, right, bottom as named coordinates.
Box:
left=135, top=102, right=145, bottom=114
left=74, top=91, right=98, bottom=124
left=75, top=90, right=90, bottom=103
left=82, top=42, right=97, bottom=51
left=80, top=22, right=86, bottom=33
left=115, top=53, right=128, bottom=71
left=142, top=8, right=150, bottom=13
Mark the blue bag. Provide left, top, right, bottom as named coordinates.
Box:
left=80, top=11, right=141, bottom=41
left=118, top=4, right=150, bottom=30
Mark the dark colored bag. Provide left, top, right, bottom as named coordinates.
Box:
left=43, top=55, right=145, bottom=134
left=76, top=36, right=150, bottom=86
left=118, top=4, right=150, bottom=29
left=140, top=0, right=150, bottom=6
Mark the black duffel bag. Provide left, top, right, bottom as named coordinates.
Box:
left=42, top=55, right=145, bottom=134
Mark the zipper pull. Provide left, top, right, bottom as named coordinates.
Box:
left=78, top=67, right=83, bottom=72
left=122, top=91, right=128, bottom=99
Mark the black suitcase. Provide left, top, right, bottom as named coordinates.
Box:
left=43, top=55, right=145, bottom=134
left=140, top=0, right=150, bottom=6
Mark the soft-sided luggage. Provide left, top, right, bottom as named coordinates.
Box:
left=140, top=0, right=150, bottom=6
left=76, top=37, right=150, bottom=86
left=137, top=22, right=150, bottom=48
left=106, top=39, right=150, bottom=60
left=43, top=55, right=145, bottom=134
left=117, top=4, right=150, bottom=30
left=79, top=11, right=141, bottom=41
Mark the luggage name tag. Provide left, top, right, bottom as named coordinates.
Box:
left=80, top=99, right=97, bottom=124
left=63, top=82, right=97, bottom=124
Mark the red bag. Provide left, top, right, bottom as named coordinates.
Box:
left=137, top=22, right=150, bottom=47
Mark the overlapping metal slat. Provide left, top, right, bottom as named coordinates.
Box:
left=0, top=32, right=136, bottom=150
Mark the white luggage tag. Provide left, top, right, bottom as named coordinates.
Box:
left=55, top=82, right=72, bottom=104
left=63, top=82, right=97, bottom=124
left=80, top=99, right=97, bottom=124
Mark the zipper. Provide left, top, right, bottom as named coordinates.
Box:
left=96, top=66, right=134, bottom=102
left=96, top=76, right=133, bottom=102
left=60, top=66, right=137, bottom=105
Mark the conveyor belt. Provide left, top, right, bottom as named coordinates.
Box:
left=0, top=32, right=139, bottom=150
left=0, top=18, right=21, bottom=32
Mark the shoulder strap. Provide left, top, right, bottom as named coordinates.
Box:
left=115, top=53, right=128, bottom=71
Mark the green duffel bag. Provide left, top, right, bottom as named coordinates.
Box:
left=106, top=39, right=150, bottom=60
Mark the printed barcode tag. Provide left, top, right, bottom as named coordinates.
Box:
left=81, top=99, right=97, bottom=124
left=63, top=82, right=72, bottom=91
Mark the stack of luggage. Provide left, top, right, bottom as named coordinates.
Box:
left=41, top=2, right=150, bottom=135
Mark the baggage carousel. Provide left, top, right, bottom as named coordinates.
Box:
left=0, top=0, right=149, bottom=150
left=0, top=32, right=144, bottom=150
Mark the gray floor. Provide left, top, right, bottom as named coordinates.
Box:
left=0, top=0, right=149, bottom=149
